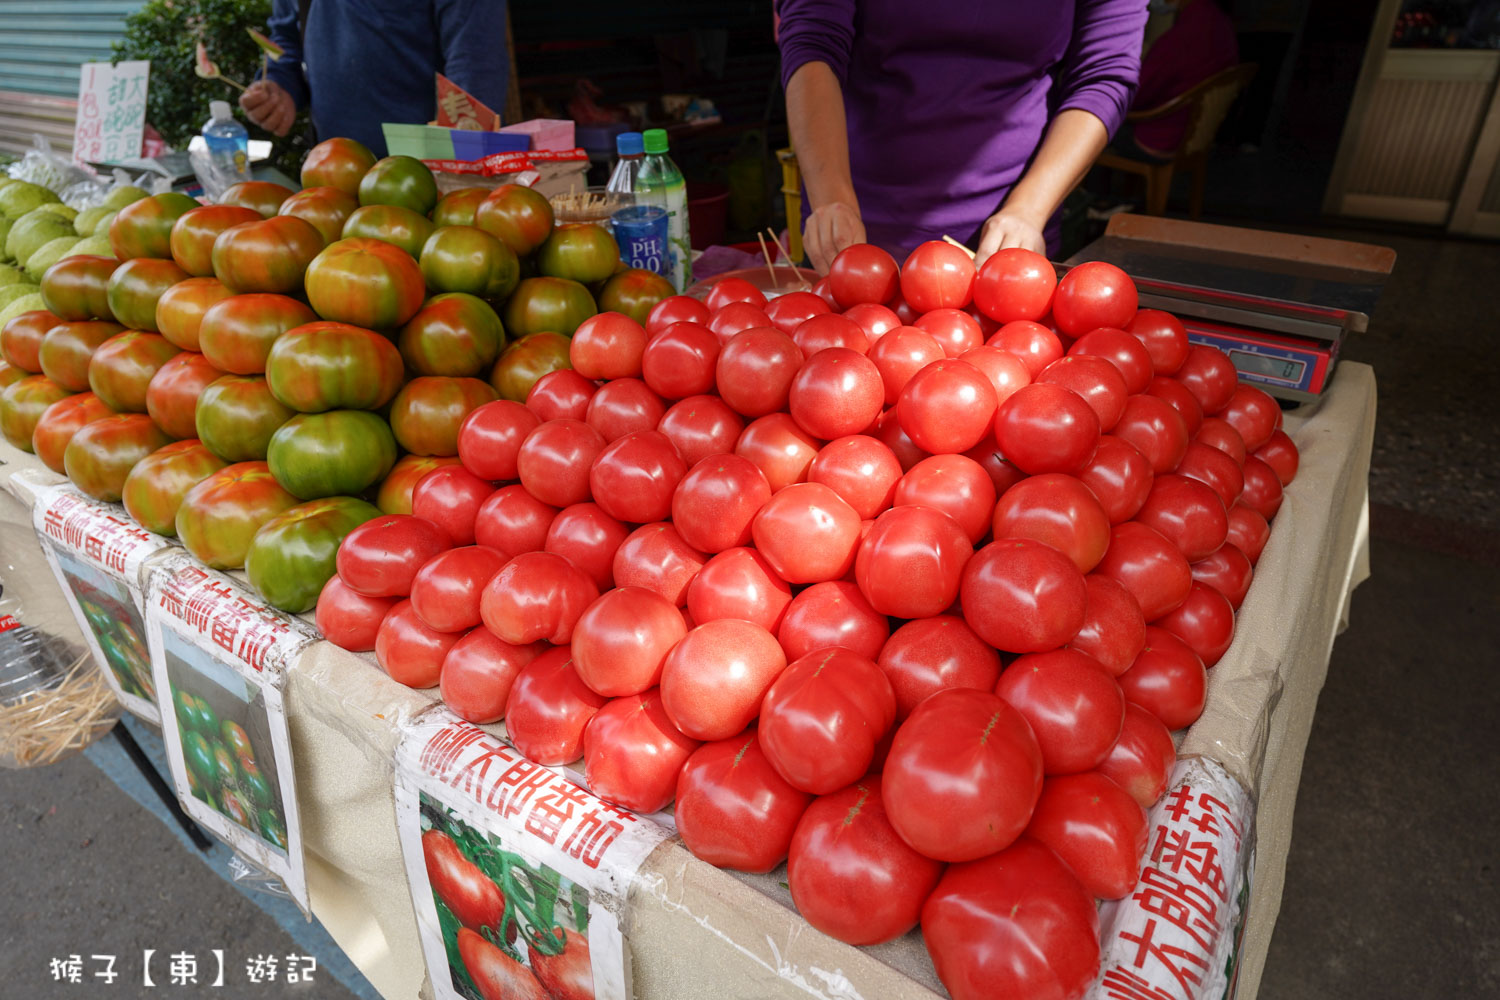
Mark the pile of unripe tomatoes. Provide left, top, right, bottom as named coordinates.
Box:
left=318, top=239, right=1298, bottom=1000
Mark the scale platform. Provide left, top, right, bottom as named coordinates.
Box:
left=1064, top=215, right=1395, bottom=403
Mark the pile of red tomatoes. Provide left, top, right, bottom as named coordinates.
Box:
left=318, top=239, right=1298, bottom=1000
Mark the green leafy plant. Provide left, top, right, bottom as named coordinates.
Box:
left=112, top=0, right=309, bottom=176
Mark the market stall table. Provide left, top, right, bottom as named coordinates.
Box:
left=0, top=358, right=1375, bottom=1000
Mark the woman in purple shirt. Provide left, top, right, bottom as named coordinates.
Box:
left=779, top=0, right=1148, bottom=270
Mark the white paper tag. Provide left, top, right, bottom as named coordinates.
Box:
left=143, top=552, right=317, bottom=911
left=31, top=485, right=177, bottom=724
left=1090, top=756, right=1256, bottom=1000
left=394, top=710, right=670, bottom=1000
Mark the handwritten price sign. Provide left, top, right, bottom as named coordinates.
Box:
left=74, top=61, right=150, bottom=164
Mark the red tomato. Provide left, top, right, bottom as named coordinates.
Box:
left=315, top=574, right=396, bottom=651
left=758, top=648, right=897, bottom=794
left=1191, top=542, right=1253, bottom=608
left=1068, top=574, right=1147, bottom=677
left=1026, top=771, right=1147, bottom=899
left=1077, top=434, right=1154, bottom=524
left=788, top=348, right=884, bottom=441
left=375, top=599, right=460, bottom=688
left=1225, top=504, right=1270, bottom=569
left=877, top=616, right=1000, bottom=720
left=1097, top=702, right=1177, bottom=808
left=1193, top=419, right=1247, bottom=470
left=32, top=393, right=116, bottom=475
left=474, top=484, right=556, bottom=556
left=675, top=729, right=812, bottom=872
left=996, top=649, right=1125, bottom=775
left=660, top=618, right=787, bottom=740
left=1146, top=373, right=1204, bottom=436
left=866, top=325, right=945, bottom=406
left=646, top=294, right=710, bottom=334
left=685, top=547, right=792, bottom=632
left=641, top=321, right=719, bottom=400
left=894, top=358, right=997, bottom=455
left=788, top=780, right=944, bottom=945
left=973, top=247, right=1056, bottom=323
left=882, top=689, right=1044, bottom=861
left=1068, top=327, right=1153, bottom=394
left=871, top=407, right=928, bottom=472
left=705, top=276, right=767, bottom=312
left=913, top=307, right=983, bottom=358
left=1037, top=353, right=1129, bottom=432
left=503, top=647, right=608, bottom=764
left=828, top=244, right=900, bottom=308
left=458, top=400, right=539, bottom=481
left=1217, top=383, right=1280, bottom=452
left=763, top=290, right=831, bottom=333
left=336, top=514, right=450, bottom=597
left=1174, top=344, right=1239, bottom=414
left=670, top=453, right=771, bottom=553
left=989, top=319, right=1063, bottom=377
left=842, top=302, right=902, bottom=343
left=571, top=587, right=687, bottom=696
left=438, top=628, right=544, bottom=723
left=569, top=312, right=646, bottom=380
left=776, top=580, right=888, bottom=662
left=1052, top=260, right=1138, bottom=336
left=1174, top=440, right=1244, bottom=509
left=1254, top=428, right=1300, bottom=485
left=590, top=429, right=687, bottom=524
left=411, top=466, right=493, bottom=548
left=963, top=436, right=1028, bottom=495
left=734, top=413, right=819, bottom=492
left=525, top=369, right=596, bottom=422
left=751, top=482, right=861, bottom=584
left=921, top=837, right=1100, bottom=1000
left=994, top=382, right=1100, bottom=475
left=657, top=394, right=743, bottom=468
left=516, top=419, right=606, bottom=508
left=145, top=352, right=225, bottom=440
left=1095, top=521, right=1193, bottom=622
left=956, top=345, right=1031, bottom=410
left=422, top=830, right=505, bottom=931
left=543, top=502, right=628, bottom=590
left=584, top=688, right=699, bottom=813
left=892, top=453, right=995, bottom=544
left=1239, top=455, right=1285, bottom=520
left=1118, top=626, right=1207, bottom=730
left=715, top=327, right=804, bottom=418
left=526, top=929, right=593, bottom=1000
left=1112, top=393, right=1190, bottom=474
left=457, top=928, right=549, bottom=1000
left=1156, top=580, right=1236, bottom=666
left=584, top=377, right=666, bottom=442
left=791, top=313, right=868, bottom=357
left=800, top=436, right=903, bottom=525
left=480, top=551, right=598, bottom=645
left=409, top=546, right=508, bottom=633
left=1126, top=308, right=1189, bottom=374
left=961, top=538, right=1087, bottom=653
left=612, top=522, right=707, bottom=606
left=992, top=473, right=1110, bottom=573
left=706, top=302, right=772, bottom=343
left=901, top=241, right=975, bottom=312
left=1134, top=473, right=1228, bottom=563
left=855, top=504, right=972, bottom=618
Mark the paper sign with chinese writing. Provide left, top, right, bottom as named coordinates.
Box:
left=144, top=552, right=316, bottom=911
left=31, top=484, right=176, bottom=723
left=73, top=61, right=150, bottom=165
left=394, top=710, right=670, bottom=1000
left=435, top=73, right=501, bottom=131
left=1089, top=756, right=1256, bottom=1000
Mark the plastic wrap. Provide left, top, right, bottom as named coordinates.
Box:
left=6, top=135, right=96, bottom=193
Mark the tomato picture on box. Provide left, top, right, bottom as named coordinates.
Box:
left=48, top=547, right=154, bottom=703
left=420, top=794, right=596, bottom=1000
left=160, top=626, right=288, bottom=853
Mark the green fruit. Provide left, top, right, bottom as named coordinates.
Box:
left=195, top=698, right=221, bottom=737
left=0, top=265, right=23, bottom=288
left=0, top=217, right=12, bottom=259
left=25, top=236, right=81, bottom=282
left=101, top=185, right=149, bottom=211
left=0, top=182, right=61, bottom=219
left=212, top=742, right=238, bottom=789
left=74, top=206, right=113, bottom=237
left=183, top=730, right=215, bottom=784
left=0, top=292, right=44, bottom=329
left=174, top=688, right=195, bottom=726
left=266, top=411, right=397, bottom=500
left=6, top=212, right=74, bottom=265
left=246, top=495, right=380, bottom=612
left=258, top=809, right=288, bottom=850
left=32, top=203, right=77, bottom=222
left=69, top=235, right=114, bottom=258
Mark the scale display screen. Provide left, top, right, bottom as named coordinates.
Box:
left=1229, top=350, right=1305, bottom=383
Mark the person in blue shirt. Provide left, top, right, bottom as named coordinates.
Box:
left=239, top=0, right=511, bottom=157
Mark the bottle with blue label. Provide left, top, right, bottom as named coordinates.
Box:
left=635, top=128, right=692, bottom=291
left=203, top=100, right=250, bottom=181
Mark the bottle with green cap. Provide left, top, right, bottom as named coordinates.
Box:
left=635, top=128, right=692, bottom=291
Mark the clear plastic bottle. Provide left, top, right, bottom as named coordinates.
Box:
left=202, top=100, right=250, bottom=181
left=606, top=131, right=644, bottom=203
left=635, top=128, right=692, bottom=291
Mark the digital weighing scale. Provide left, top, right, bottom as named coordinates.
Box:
left=1064, top=215, right=1395, bottom=404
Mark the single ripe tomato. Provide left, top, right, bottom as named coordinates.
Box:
left=525, top=369, right=596, bottom=422
left=421, top=830, right=505, bottom=931
left=894, top=453, right=996, bottom=544
left=1068, top=573, right=1147, bottom=676
left=1097, top=702, right=1177, bottom=808
left=584, top=688, right=699, bottom=814
left=669, top=452, right=771, bottom=553
left=787, top=780, right=944, bottom=945
left=438, top=628, right=544, bottom=723
left=659, top=618, right=787, bottom=741
left=791, top=312, right=869, bottom=357
left=1025, top=771, right=1148, bottom=899
left=473, top=484, right=556, bottom=556
left=764, top=290, right=831, bottom=333
left=877, top=616, right=1001, bottom=720
left=479, top=551, right=599, bottom=645
left=458, top=400, right=539, bottom=481
left=409, top=545, right=509, bottom=633
left=568, top=311, right=647, bottom=380
left=995, top=649, right=1125, bottom=775
left=1174, top=344, right=1239, bottom=414
left=1155, top=579, right=1236, bottom=666
left=503, top=647, right=608, bottom=764
left=989, top=319, right=1062, bottom=376
left=957, top=345, right=1031, bottom=409
left=734, top=413, right=819, bottom=492
left=828, top=244, right=900, bottom=308
left=901, top=241, right=975, bottom=312
left=705, top=275, right=766, bottom=311
left=842, top=302, right=902, bottom=343
left=685, top=546, right=792, bottom=631
left=706, top=301, right=772, bottom=342
left=1196, top=416, right=1248, bottom=465
left=895, top=357, right=997, bottom=455
left=1037, top=353, right=1128, bottom=431
left=973, top=247, right=1056, bottom=323
left=1118, top=626, right=1207, bottom=730
left=375, top=600, right=461, bottom=688
left=1094, top=521, right=1193, bottom=622
left=315, top=575, right=396, bottom=651
left=612, top=522, right=707, bottom=606
left=1126, top=308, right=1189, bottom=374
left=855, top=504, right=973, bottom=619
left=1225, top=502, right=1270, bottom=562
left=1146, top=373, right=1204, bottom=436
left=1134, top=473, right=1229, bottom=562
left=758, top=647, right=897, bottom=794
left=992, top=473, right=1111, bottom=573
left=715, top=327, right=804, bottom=418
left=807, top=434, right=901, bottom=520
left=1254, top=428, right=1300, bottom=485
left=584, top=378, right=666, bottom=442
left=1077, top=434, right=1155, bottom=524
left=1217, top=383, right=1281, bottom=451
left=1068, top=327, right=1154, bottom=394
left=641, top=321, right=719, bottom=400
left=588, top=429, right=687, bottom=524
left=336, top=515, right=451, bottom=597
left=570, top=586, right=687, bottom=697
left=1175, top=440, right=1245, bottom=510
left=1052, top=260, right=1138, bottom=336
left=675, top=729, right=812, bottom=873
left=1239, top=455, right=1285, bottom=520
left=913, top=307, right=982, bottom=357
left=776, top=580, right=889, bottom=662
left=544, top=502, right=629, bottom=590
left=657, top=394, right=743, bottom=467
left=751, top=482, right=861, bottom=584
left=516, top=418, right=606, bottom=508
left=1113, top=393, right=1190, bottom=474
left=867, top=325, right=945, bottom=405
left=1191, top=541, right=1254, bottom=608
left=646, top=294, right=710, bottom=334
left=961, top=538, right=1088, bottom=653
left=994, top=382, right=1100, bottom=475
left=787, top=347, right=884, bottom=441
left=412, top=466, right=494, bottom=547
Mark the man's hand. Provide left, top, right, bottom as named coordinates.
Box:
left=803, top=201, right=865, bottom=274
left=239, top=80, right=296, bottom=136
left=974, top=210, right=1047, bottom=269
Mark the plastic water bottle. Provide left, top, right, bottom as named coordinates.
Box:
left=203, top=100, right=250, bottom=181
left=636, top=128, right=692, bottom=291
left=606, top=131, right=644, bottom=202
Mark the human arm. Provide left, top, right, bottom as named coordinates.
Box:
left=786, top=61, right=863, bottom=273
left=975, top=109, right=1109, bottom=260
left=239, top=0, right=306, bottom=136
left=434, top=0, right=512, bottom=122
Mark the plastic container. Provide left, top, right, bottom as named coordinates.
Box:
left=202, top=100, right=250, bottom=181
left=606, top=131, right=645, bottom=203
left=636, top=128, right=692, bottom=292
left=612, top=204, right=670, bottom=276
left=687, top=181, right=729, bottom=250
left=550, top=186, right=621, bottom=228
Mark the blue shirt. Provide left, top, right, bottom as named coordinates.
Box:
left=262, top=0, right=511, bottom=157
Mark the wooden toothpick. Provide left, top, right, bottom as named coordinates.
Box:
left=756, top=233, right=778, bottom=290
left=941, top=235, right=976, bottom=259
left=766, top=228, right=811, bottom=290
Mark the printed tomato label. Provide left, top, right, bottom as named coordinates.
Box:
left=1091, top=756, right=1255, bottom=1000
left=394, top=710, right=670, bottom=1000
left=31, top=484, right=176, bottom=724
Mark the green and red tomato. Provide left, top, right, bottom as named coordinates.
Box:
left=357, top=155, right=438, bottom=215
left=62, top=413, right=172, bottom=502
left=197, top=293, right=317, bottom=375
left=418, top=225, right=518, bottom=300
left=502, top=277, right=596, bottom=338
left=341, top=204, right=434, bottom=259
left=170, top=205, right=262, bottom=276
left=266, top=409, right=398, bottom=499
left=1, top=309, right=60, bottom=372
left=246, top=494, right=381, bottom=611
left=105, top=257, right=189, bottom=331
left=597, top=268, right=674, bottom=325
left=430, top=187, right=489, bottom=227
left=175, top=460, right=299, bottom=569
left=211, top=216, right=324, bottom=295
left=398, top=293, right=505, bottom=377
left=375, top=454, right=462, bottom=515
left=122, top=439, right=227, bottom=536
left=301, top=136, right=377, bottom=196
left=219, top=180, right=293, bottom=218
left=1, top=375, right=70, bottom=451
left=154, top=276, right=235, bottom=351
left=40, top=255, right=121, bottom=321
left=146, top=352, right=226, bottom=439
left=195, top=374, right=295, bottom=462
left=389, top=376, right=497, bottom=456
left=277, top=186, right=359, bottom=245
left=488, top=332, right=572, bottom=402
left=88, top=331, right=181, bottom=413
left=109, top=191, right=200, bottom=260
left=304, top=238, right=426, bottom=329
left=474, top=183, right=553, bottom=256
left=264, top=321, right=405, bottom=412
left=537, top=223, right=620, bottom=284
left=31, top=391, right=115, bottom=474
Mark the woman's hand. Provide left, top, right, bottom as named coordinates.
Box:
left=803, top=201, right=866, bottom=274
left=974, top=211, right=1047, bottom=268
left=240, top=80, right=296, bottom=136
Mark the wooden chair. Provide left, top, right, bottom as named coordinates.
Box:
left=1096, top=62, right=1257, bottom=218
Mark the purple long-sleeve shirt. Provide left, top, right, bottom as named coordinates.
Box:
left=779, top=0, right=1147, bottom=259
